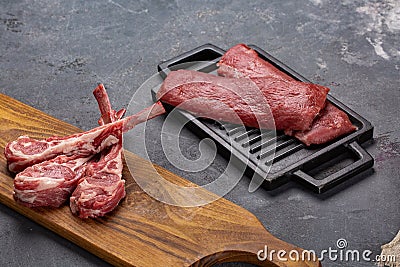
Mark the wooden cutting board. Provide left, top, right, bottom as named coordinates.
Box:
left=0, top=93, right=320, bottom=267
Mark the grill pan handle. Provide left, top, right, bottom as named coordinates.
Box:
left=293, top=141, right=373, bottom=193
left=157, top=43, right=226, bottom=79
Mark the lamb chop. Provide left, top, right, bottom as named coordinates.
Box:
left=12, top=84, right=127, bottom=208
left=5, top=101, right=165, bottom=173
left=69, top=138, right=125, bottom=218
left=13, top=154, right=92, bottom=207
left=70, top=84, right=126, bottom=218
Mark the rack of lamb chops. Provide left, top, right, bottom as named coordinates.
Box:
left=6, top=84, right=165, bottom=218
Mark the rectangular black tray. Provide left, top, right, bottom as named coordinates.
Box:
left=151, top=43, right=374, bottom=193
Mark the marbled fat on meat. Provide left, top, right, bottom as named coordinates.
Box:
left=250, top=77, right=329, bottom=131
left=70, top=139, right=125, bottom=218
left=7, top=84, right=165, bottom=213
left=12, top=84, right=126, bottom=208
left=70, top=84, right=126, bottom=219
left=287, top=103, right=357, bottom=146
left=13, top=154, right=91, bottom=207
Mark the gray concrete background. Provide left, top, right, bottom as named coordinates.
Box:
left=0, top=0, right=399, bottom=266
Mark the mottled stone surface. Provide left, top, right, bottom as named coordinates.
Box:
left=0, top=0, right=399, bottom=266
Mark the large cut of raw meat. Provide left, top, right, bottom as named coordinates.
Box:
left=218, top=43, right=357, bottom=145
left=217, top=43, right=292, bottom=81
left=70, top=84, right=126, bottom=218
left=285, top=102, right=357, bottom=146
left=5, top=101, right=165, bottom=173
left=157, top=69, right=329, bottom=131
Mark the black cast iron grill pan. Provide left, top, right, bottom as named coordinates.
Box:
left=151, top=44, right=374, bottom=193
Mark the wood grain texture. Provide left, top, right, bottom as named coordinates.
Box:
left=0, top=93, right=321, bottom=267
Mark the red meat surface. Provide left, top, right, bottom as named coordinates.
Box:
left=286, top=103, right=357, bottom=146
left=5, top=102, right=164, bottom=173
left=218, top=43, right=357, bottom=145
left=157, top=69, right=329, bottom=131
left=217, top=43, right=292, bottom=81
left=13, top=154, right=91, bottom=208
